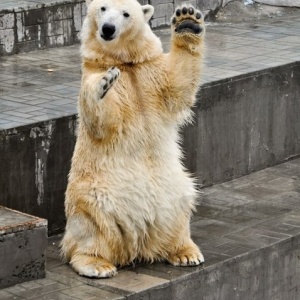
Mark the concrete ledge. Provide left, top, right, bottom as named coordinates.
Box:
left=127, top=235, right=300, bottom=299
left=121, top=236, right=300, bottom=299
left=0, top=206, right=47, bottom=288
left=0, top=62, right=299, bottom=234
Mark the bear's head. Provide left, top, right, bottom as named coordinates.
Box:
left=81, top=0, right=163, bottom=64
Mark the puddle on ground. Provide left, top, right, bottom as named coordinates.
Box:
left=12, top=82, right=35, bottom=87
left=40, top=64, right=59, bottom=70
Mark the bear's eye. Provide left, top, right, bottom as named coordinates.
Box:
left=123, top=12, right=130, bottom=18
left=101, top=7, right=106, bottom=11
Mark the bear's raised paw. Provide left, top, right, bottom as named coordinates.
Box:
left=172, top=5, right=204, bottom=35
left=99, top=67, right=120, bottom=99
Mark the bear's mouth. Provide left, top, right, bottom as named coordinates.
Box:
left=101, top=35, right=114, bottom=41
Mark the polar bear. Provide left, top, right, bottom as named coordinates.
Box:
left=61, top=0, right=205, bottom=278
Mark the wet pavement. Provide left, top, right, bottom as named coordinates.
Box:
left=1, top=14, right=300, bottom=130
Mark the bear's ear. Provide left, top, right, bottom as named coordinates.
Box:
left=142, top=5, right=154, bottom=22
left=86, top=0, right=93, bottom=6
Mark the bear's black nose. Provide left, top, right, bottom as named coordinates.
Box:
left=102, top=23, right=116, bottom=40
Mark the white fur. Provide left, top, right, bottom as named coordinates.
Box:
left=61, top=0, right=206, bottom=278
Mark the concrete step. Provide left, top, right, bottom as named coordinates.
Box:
left=1, top=159, right=300, bottom=299
left=0, top=206, right=47, bottom=289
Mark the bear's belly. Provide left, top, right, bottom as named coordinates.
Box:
left=90, top=162, right=196, bottom=261
left=89, top=156, right=196, bottom=229
left=68, top=125, right=196, bottom=258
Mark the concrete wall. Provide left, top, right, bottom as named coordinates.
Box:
left=0, top=116, right=77, bottom=235
left=183, top=62, right=300, bottom=187
left=0, top=0, right=222, bottom=55
left=0, top=63, right=299, bottom=234
left=0, top=1, right=87, bottom=55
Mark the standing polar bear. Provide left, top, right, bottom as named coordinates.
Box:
left=61, top=0, right=205, bottom=278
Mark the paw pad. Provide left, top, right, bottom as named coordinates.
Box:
left=172, top=5, right=204, bottom=35
left=188, top=7, right=194, bottom=15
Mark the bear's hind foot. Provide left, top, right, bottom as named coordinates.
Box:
left=99, top=67, right=120, bottom=99
left=168, top=242, right=204, bottom=267
left=172, top=5, right=204, bottom=35
left=70, top=254, right=117, bottom=278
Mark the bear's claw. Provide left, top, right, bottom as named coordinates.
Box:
left=99, top=67, right=120, bottom=99
left=172, top=5, right=204, bottom=35
left=168, top=251, right=205, bottom=267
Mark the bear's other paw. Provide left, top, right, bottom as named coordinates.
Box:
left=99, top=67, right=120, bottom=99
left=70, top=255, right=118, bottom=278
left=171, top=5, right=204, bottom=36
left=168, top=244, right=204, bottom=267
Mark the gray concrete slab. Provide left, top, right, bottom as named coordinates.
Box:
left=0, top=159, right=299, bottom=299
left=0, top=14, right=300, bottom=129
left=0, top=207, right=47, bottom=288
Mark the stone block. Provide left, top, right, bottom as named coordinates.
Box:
left=25, top=25, right=39, bottom=41
left=47, top=20, right=64, bottom=36
left=0, top=206, right=47, bottom=289
left=153, top=3, right=174, bottom=20
left=24, top=9, right=44, bottom=26
left=62, top=5, right=73, bottom=19
left=63, top=19, right=73, bottom=44
left=46, top=34, right=64, bottom=47
left=45, top=7, right=55, bottom=23
left=81, top=2, right=87, bottom=20
left=53, top=6, right=64, bottom=21
left=15, top=40, right=38, bottom=53
left=151, top=17, right=167, bottom=28
left=73, top=3, right=82, bottom=32
left=0, top=13, right=14, bottom=30
left=0, top=28, right=15, bottom=54
left=16, top=13, right=25, bottom=42
left=53, top=7, right=64, bottom=21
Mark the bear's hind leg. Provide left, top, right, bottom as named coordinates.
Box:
left=60, top=211, right=119, bottom=278
left=168, top=240, right=204, bottom=267
left=70, top=254, right=117, bottom=278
